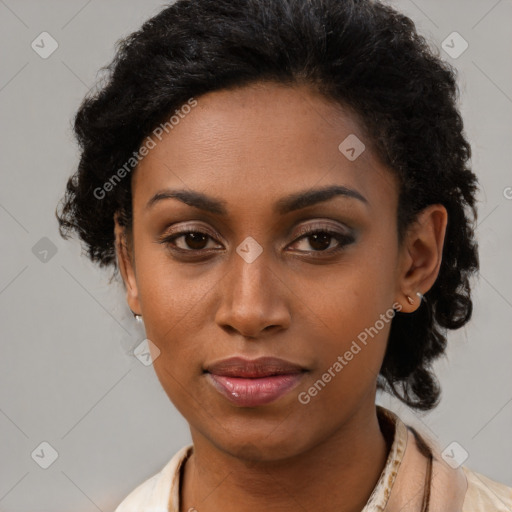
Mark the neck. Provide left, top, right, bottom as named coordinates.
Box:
left=180, top=403, right=391, bottom=512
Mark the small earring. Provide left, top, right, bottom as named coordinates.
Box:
left=134, top=314, right=143, bottom=323
left=406, top=295, right=414, bottom=305
left=416, top=291, right=424, bottom=302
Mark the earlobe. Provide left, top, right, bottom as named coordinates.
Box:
left=396, top=204, right=448, bottom=312
left=114, top=213, right=142, bottom=316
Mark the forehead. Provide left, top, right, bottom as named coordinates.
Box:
left=132, top=82, right=398, bottom=214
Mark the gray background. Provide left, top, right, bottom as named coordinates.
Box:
left=0, top=0, right=511, bottom=511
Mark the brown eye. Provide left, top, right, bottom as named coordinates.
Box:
left=290, top=228, right=355, bottom=253
left=304, top=232, right=335, bottom=251
left=160, top=230, right=221, bottom=252
left=158, top=225, right=355, bottom=258
left=179, top=232, right=210, bottom=250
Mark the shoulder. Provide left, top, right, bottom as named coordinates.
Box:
left=462, top=465, right=512, bottom=511
left=380, top=407, right=512, bottom=512
left=113, top=470, right=161, bottom=512
left=114, top=444, right=193, bottom=512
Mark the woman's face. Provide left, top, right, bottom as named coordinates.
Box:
left=117, top=82, right=408, bottom=460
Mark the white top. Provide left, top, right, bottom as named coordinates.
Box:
left=114, top=406, right=512, bottom=511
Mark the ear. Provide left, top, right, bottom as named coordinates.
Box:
left=395, top=204, right=448, bottom=312
left=114, top=212, right=142, bottom=316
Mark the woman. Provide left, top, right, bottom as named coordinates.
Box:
left=56, top=0, right=512, bottom=510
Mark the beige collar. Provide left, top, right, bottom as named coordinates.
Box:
left=116, top=406, right=469, bottom=511
left=363, top=406, right=468, bottom=511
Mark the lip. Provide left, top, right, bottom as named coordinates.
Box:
left=204, top=356, right=307, bottom=407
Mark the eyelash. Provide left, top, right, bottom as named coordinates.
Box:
left=158, top=225, right=355, bottom=257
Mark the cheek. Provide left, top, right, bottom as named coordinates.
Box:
left=135, top=241, right=213, bottom=330
left=295, top=271, right=393, bottom=414
left=133, top=253, right=213, bottom=386
left=297, top=253, right=396, bottom=334
left=293, top=242, right=397, bottom=389
left=303, top=275, right=392, bottom=381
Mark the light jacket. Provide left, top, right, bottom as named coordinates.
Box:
left=114, top=406, right=512, bottom=511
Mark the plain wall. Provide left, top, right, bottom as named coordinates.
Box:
left=0, top=0, right=511, bottom=510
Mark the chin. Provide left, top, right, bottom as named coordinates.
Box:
left=205, top=422, right=314, bottom=462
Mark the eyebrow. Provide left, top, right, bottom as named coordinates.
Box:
left=145, top=184, right=368, bottom=215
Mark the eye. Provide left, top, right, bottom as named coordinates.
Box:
left=289, top=226, right=355, bottom=253
left=157, top=224, right=355, bottom=256
left=159, top=230, right=221, bottom=252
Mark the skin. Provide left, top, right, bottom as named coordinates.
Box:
left=114, top=81, right=447, bottom=512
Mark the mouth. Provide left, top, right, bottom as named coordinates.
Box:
left=204, top=356, right=307, bottom=407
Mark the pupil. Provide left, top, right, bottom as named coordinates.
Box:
left=186, top=232, right=207, bottom=250
left=310, top=233, right=330, bottom=251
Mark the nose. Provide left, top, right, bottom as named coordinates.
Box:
left=214, top=251, right=291, bottom=340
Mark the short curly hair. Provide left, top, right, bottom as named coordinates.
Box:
left=56, top=0, right=479, bottom=411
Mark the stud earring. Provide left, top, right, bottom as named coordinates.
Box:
left=406, top=292, right=424, bottom=306
left=134, top=314, right=143, bottom=323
